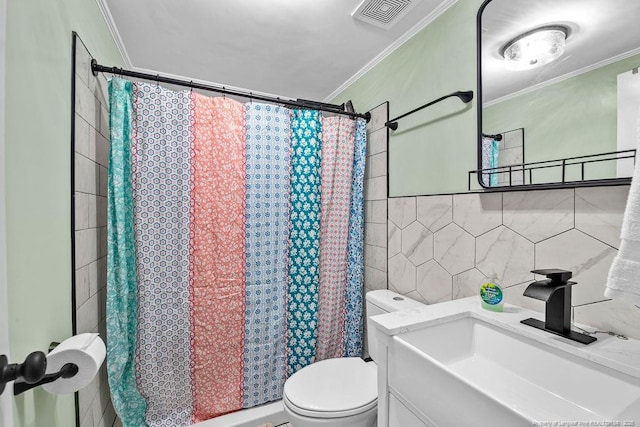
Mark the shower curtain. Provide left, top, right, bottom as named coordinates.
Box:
left=481, top=136, right=500, bottom=187
left=106, top=78, right=367, bottom=426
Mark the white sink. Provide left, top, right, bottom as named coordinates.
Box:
left=373, top=300, right=640, bottom=427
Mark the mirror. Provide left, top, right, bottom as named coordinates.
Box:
left=477, top=0, right=640, bottom=189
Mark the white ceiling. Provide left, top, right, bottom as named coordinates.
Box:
left=102, top=0, right=453, bottom=102
left=481, top=0, right=640, bottom=103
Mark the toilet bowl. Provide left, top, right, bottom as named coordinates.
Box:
left=282, top=290, right=424, bottom=426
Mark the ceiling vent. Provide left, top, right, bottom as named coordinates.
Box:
left=352, top=0, right=423, bottom=30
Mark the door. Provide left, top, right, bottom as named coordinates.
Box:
left=0, top=0, right=13, bottom=421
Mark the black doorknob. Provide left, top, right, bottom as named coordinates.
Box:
left=0, top=351, right=48, bottom=395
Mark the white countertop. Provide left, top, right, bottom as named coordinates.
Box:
left=370, top=297, right=640, bottom=380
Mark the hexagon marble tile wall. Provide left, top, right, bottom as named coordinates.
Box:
left=384, top=186, right=640, bottom=341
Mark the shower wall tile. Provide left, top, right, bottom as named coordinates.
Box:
left=575, top=186, right=628, bottom=249
left=416, top=195, right=452, bottom=232
left=452, top=193, right=502, bottom=237
left=536, top=230, right=617, bottom=306
left=503, top=189, right=574, bottom=243
left=74, top=38, right=118, bottom=427
left=387, top=185, right=640, bottom=341
left=389, top=197, right=416, bottom=229
left=363, top=103, right=389, bottom=296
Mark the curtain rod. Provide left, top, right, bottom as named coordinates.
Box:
left=482, top=132, right=503, bottom=141
left=385, top=90, right=474, bottom=130
left=91, top=60, right=371, bottom=122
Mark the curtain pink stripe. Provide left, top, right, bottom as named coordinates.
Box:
left=315, top=117, right=356, bottom=361
left=190, top=94, right=246, bottom=422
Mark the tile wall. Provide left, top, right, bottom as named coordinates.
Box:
left=73, top=37, right=118, bottom=427
left=386, top=186, right=640, bottom=340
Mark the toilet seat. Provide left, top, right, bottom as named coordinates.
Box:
left=283, top=357, right=377, bottom=419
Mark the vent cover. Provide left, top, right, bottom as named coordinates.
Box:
left=352, top=0, right=423, bottom=30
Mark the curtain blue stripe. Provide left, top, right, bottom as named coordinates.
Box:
left=243, top=103, right=291, bottom=406
left=106, top=78, right=148, bottom=427
left=343, top=119, right=367, bottom=357
left=285, top=110, right=322, bottom=375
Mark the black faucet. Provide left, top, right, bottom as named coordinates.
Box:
left=520, top=269, right=596, bottom=345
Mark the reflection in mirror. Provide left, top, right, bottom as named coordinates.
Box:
left=477, top=0, right=640, bottom=189
left=481, top=128, right=524, bottom=187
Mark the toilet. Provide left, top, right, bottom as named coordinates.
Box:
left=283, top=290, right=424, bottom=426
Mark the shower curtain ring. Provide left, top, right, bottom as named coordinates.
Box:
left=222, top=87, right=226, bottom=99
left=189, top=80, right=193, bottom=92
left=155, top=74, right=160, bottom=87
left=250, top=92, right=253, bottom=104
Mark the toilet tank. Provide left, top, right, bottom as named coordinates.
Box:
left=365, top=290, right=424, bottom=362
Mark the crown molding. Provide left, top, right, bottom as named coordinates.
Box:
left=483, top=46, right=640, bottom=108
left=323, top=0, right=459, bottom=102
left=94, top=0, right=132, bottom=68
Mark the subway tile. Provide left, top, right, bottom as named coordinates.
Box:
left=365, top=244, right=387, bottom=272
left=75, top=192, right=89, bottom=230
left=98, top=284, right=107, bottom=322
left=99, top=105, right=110, bottom=139
left=88, top=259, right=100, bottom=297
left=75, top=264, right=91, bottom=309
left=77, top=292, right=100, bottom=334
left=75, top=154, right=98, bottom=194
left=364, top=266, right=387, bottom=290
left=367, top=152, right=387, bottom=178
left=365, top=200, right=387, bottom=224
left=98, top=256, right=108, bottom=289
left=99, top=227, right=108, bottom=259
left=95, top=132, right=110, bottom=168
left=78, top=368, right=100, bottom=420
left=97, top=196, right=108, bottom=227
left=75, top=228, right=98, bottom=269
left=364, top=223, right=387, bottom=247
left=88, top=194, right=98, bottom=229
left=76, top=74, right=99, bottom=129
left=99, top=166, right=108, bottom=196
left=503, top=189, right=574, bottom=243
left=75, top=114, right=95, bottom=160
left=367, top=128, right=387, bottom=157
left=364, top=176, right=387, bottom=201
left=75, top=42, right=92, bottom=85
left=388, top=197, right=416, bottom=229
left=367, top=103, right=388, bottom=133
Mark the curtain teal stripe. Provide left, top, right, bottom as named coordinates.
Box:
left=243, top=103, right=291, bottom=406
left=286, top=110, right=322, bottom=375
left=343, top=119, right=367, bottom=357
left=106, top=78, right=148, bottom=427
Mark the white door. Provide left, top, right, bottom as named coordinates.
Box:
left=0, top=0, right=13, bottom=421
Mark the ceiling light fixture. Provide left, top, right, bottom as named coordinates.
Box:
left=501, top=25, right=569, bottom=71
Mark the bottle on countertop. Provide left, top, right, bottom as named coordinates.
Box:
left=479, top=273, right=504, bottom=312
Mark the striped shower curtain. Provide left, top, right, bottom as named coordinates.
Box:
left=106, top=78, right=367, bottom=426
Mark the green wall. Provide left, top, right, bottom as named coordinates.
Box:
left=4, top=1, right=122, bottom=425
left=333, top=0, right=485, bottom=196
left=483, top=53, right=640, bottom=184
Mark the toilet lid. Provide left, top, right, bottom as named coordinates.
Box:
left=283, top=357, right=377, bottom=418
